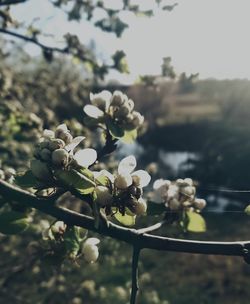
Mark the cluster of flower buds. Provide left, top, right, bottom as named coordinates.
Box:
left=30, top=123, right=96, bottom=181
left=151, top=178, right=206, bottom=212
left=94, top=156, right=151, bottom=216
left=81, top=237, right=100, bottom=263
left=42, top=220, right=66, bottom=240
left=42, top=221, right=100, bottom=263
left=0, top=167, right=16, bottom=184
left=84, top=90, right=144, bottom=132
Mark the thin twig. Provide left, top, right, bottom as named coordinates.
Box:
left=130, top=246, right=141, bottom=304
left=0, top=28, right=68, bottom=53
left=0, top=0, right=27, bottom=5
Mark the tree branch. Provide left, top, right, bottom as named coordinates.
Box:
left=130, top=246, right=140, bottom=304
left=0, top=28, right=68, bottom=54
left=1, top=179, right=250, bottom=260
left=0, top=0, right=27, bottom=6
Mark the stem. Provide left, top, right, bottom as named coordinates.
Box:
left=137, top=220, right=167, bottom=234
left=0, top=28, right=68, bottom=54
left=130, top=246, right=141, bottom=304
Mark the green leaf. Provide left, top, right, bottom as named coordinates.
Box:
left=56, top=169, right=96, bottom=195
left=121, top=129, right=137, bottom=144
left=96, top=175, right=110, bottom=187
left=78, top=167, right=95, bottom=181
left=106, top=119, right=125, bottom=139
left=147, top=201, right=166, bottom=216
left=0, top=211, right=29, bottom=235
left=15, top=170, right=40, bottom=188
left=64, top=226, right=81, bottom=258
left=186, top=211, right=206, bottom=233
left=113, top=210, right=136, bottom=227
left=245, top=205, right=250, bottom=215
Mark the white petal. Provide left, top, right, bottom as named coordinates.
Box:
left=65, top=136, right=85, bottom=153
left=90, top=90, right=112, bottom=110
left=118, top=155, right=137, bottom=174
left=56, top=124, right=68, bottom=132
left=153, top=179, right=171, bottom=190
left=132, top=170, right=151, bottom=187
left=43, top=129, right=55, bottom=139
left=93, top=169, right=114, bottom=183
left=83, top=105, right=104, bottom=119
left=84, top=237, right=100, bottom=246
left=74, top=148, right=97, bottom=167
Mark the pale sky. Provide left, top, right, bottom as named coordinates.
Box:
left=9, top=0, right=250, bottom=83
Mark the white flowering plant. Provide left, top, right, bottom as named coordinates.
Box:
left=0, top=90, right=212, bottom=304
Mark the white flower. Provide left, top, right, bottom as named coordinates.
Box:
left=83, top=90, right=112, bottom=119
left=82, top=238, right=100, bottom=263
left=65, top=136, right=85, bottom=153
left=93, top=170, right=114, bottom=184
left=151, top=179, right=171, bottom=203
left=73, top=148, right=97, bottom=167
left=90, top=90, right=112, bottom=111
left=114, top=173, right=133, bottom=189
left=117, top=155, right=151, bottom=188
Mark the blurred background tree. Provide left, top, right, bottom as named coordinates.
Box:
left=1, top=1, right=250, bottom=304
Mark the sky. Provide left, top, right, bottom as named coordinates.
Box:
left=9, top=0, right=250, bottom=83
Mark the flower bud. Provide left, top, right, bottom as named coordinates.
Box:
left=132, top=111, right=144, bottom=127
left=52, top=149, right=69, bottom=166
left=181, top=186, right=196, bottom=197
left=127, top=99, right=134, bottom=111
left=30, top=159, right=52, bottom=181
left=134, top=198, right=147, bottom=215
left=95, top=186, right=113, bottom=206
left=5, top=168, right=16, bottom=179
left=49, top=139, right=65, bottom=151
left=51, top=221, right=66, bottom=235
left=194, top=198, right=206, bottom=210
left=132, top=175, right=141, bottom=187
left=169, top=198, right=181, bottom=210
left=43, top=129, right=55, bottom=139
left=114, top=173, right=133, bottom=189
left=111, top=91, right=125, bottom=106
left=40, top=148, right=51, bottom=161
left=113, top=104, right=130, bottom=118
left=183, top=178, right=193, bottom=186
left=59, top=132, right=73, bottom=145
left=82, top=244, right=99, bottom=263
left=39, top=140, right=50, bottom=149
left=167, top=185, right=179, bottom=199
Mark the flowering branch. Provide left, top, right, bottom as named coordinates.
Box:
left=1, top=179, right=250, bottom=259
